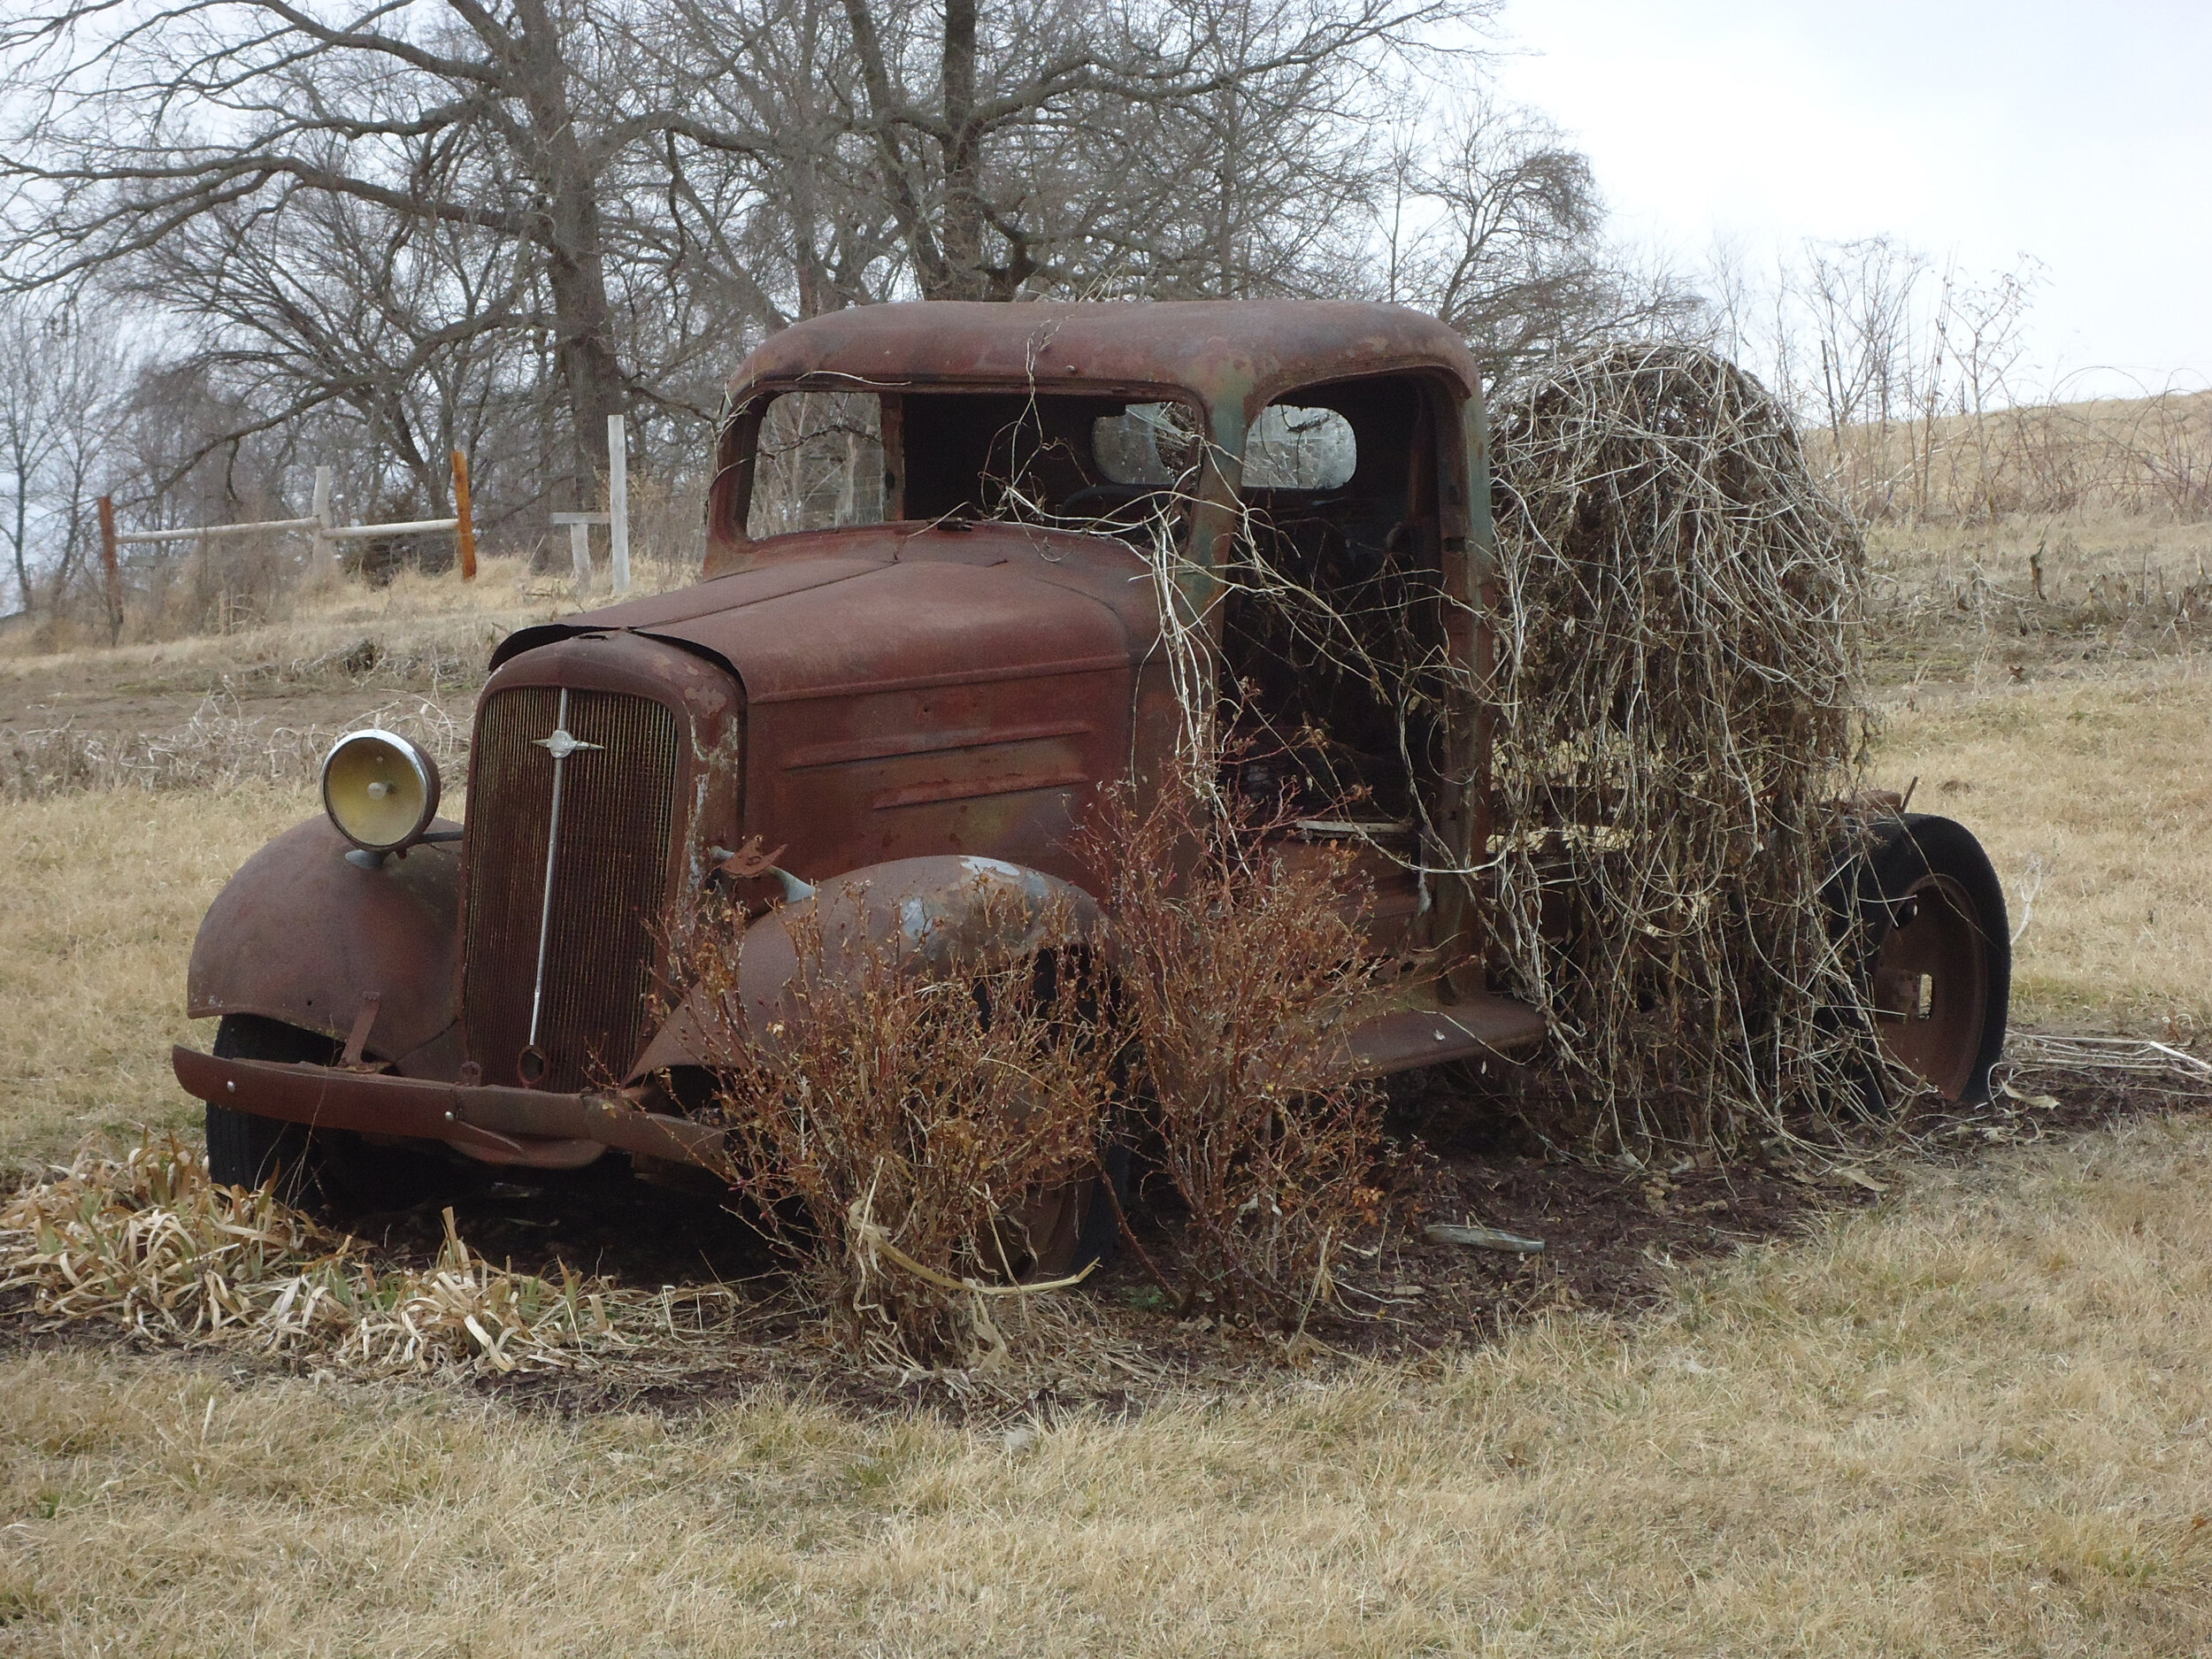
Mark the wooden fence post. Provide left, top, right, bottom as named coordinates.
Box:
left=570, top=519, right=592, bottom=588
left=96, top=495, right=122, bottom=645
left=451, top=449, right=477, bottom=581
left=607, top=412, right=630, bottom=594
left=311, top=465, right=333, bottom=565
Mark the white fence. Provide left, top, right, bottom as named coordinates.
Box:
left=93, top=422, right=634, bottom=643
left=549, top=417, right=633, bottom=593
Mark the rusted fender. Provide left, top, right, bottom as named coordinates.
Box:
left=632, top=854, right=1099, bottom=1078
left=187, top=816, right=461, bottom=1063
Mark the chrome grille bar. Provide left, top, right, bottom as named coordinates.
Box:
left=526, top=687, right=572, bottom=1048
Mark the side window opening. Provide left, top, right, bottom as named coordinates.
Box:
left=1222, top=378, right=1455, bottom=841
left=1241, top=403, right=1356, bottom=490
left=1092, top=402, right=1205, bottom=487
left=743, top=392, right=886, bottom=539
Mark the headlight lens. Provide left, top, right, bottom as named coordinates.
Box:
left=321, top=729, right=442, bottom=853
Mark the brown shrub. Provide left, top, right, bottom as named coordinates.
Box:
left=1085, top=772, right=1390, bottom=1323
left=684, top=885, right=1121, bottom=1369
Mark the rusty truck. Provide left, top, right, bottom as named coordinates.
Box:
left=172, top=300, right=2010, bottom=1240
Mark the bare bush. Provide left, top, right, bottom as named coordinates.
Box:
left=1084, top=772, right=1389, bottom=1323
left=683, top=883, right=1120, bottom=1369
left=1488, top=344, right=1878, bottom=1151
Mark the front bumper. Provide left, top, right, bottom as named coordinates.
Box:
left=175, top=989, right=1547, bottom=1173
left=172, top=1046, right=725, bottom=1171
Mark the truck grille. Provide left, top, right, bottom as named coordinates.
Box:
left=462, top=686, right=682, bottom=1091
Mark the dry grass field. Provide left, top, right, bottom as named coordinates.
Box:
left=1812, top=387, right=2212, bottom=530
left=1876, top=661, right=2212, bottom=1033
left=4, top=511, right=2212, bottom=1654
left=4, top=1114, right=2210, bottom=1655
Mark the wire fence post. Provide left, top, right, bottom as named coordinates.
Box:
left=450, top=449, right=477, bottom=581
left=96, top=495, right=122, bottom=645
left=549, top=514, right=596, bottom=588
left=311, top=465, right=333, bottom=565
left=608, top=412, right=630, bottom=594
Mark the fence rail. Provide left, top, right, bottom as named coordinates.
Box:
left=323, top=518, right=459, bottom=541
left=96, top=451, right=480, bottom=644
left=115, top=517, right=323, bottom=545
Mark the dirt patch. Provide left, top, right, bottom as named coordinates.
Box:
left=340, top=1057, right=2212, bottom=1418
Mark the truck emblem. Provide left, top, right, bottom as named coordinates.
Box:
left=535, top=726, right=601, bottom=760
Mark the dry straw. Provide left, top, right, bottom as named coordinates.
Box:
left=0, top=1135, right=732, bottom=1375
left=1486, top=344, right=1878, bottom=1150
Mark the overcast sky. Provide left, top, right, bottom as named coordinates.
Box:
left=1487, top=0, right=2210, bottom=398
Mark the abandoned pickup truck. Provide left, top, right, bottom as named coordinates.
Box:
left=172, top=299, right=2010, bottom=1230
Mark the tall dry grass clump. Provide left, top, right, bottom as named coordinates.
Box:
left=1084, top=775, right=1389, bottom=1322
left=684, top=883, right=1120, bottom=1370
left=1488, top=345, right=1878, bottom=1151
left=0, top=1135, right=649, bottom=1374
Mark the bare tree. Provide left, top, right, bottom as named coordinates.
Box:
left=0, top=0, right=735, bottom=505
left=4, top=0, right=1487, bottom=525
left=710, top=0, right=1483, bottom=301
left=1946, top=260, right=2039, bottom=519
left=1701, top=236, right=2054, bottom=521
left=0, top=293, right=127, bottom=613
left=119, top=182, right=544, bottom=520
left=1375, top=96, right=1706, bottom=374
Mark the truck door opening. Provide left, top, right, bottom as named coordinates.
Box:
left=1221, top=376, right=1456, bottom=822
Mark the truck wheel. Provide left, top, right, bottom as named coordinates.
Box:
left=1002, top=1145, right=1130, bottom=1281
left=204, top=1013, right=466, bottom=1211
left=205, top=1014, right=338, bottom=1201
left=1074, top=1143, right=1133, bottom=1270
left=980, top=945, right=1128, bottom=1282
left=1855, top=814, right=2010, bottom=1106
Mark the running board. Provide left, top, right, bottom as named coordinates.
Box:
left=1346, top=996, right=1546, bottom=1077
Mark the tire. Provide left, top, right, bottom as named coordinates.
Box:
left=998, top=1147, right=1128, bottom=1281
left=205, top=1014, right=338, bottom=1201
left=1853, top=814, right=2011, bottom=1106
left=1072, top=1143, right=1133, bottom=1271
left=977, top=945, right=1129, bottom=1282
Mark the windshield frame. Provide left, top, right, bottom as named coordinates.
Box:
left=710, top=375, right=1219, bottom=554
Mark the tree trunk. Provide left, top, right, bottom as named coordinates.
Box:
left=10, top=457, right=29, bottom=615
left=933, top=0, right=990, bottom=301
left=511, top=0, right=626, bottom=506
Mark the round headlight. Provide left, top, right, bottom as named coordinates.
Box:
left=322, top=729, right=442, bottom=853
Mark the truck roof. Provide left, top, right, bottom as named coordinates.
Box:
left=728, top=298, right=1482, bottom=419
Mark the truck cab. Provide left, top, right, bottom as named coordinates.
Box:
left=173, top=300, right=1545, bottom=1185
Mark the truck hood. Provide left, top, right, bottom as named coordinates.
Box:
left=490, top=523, right=1157, bottom=704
